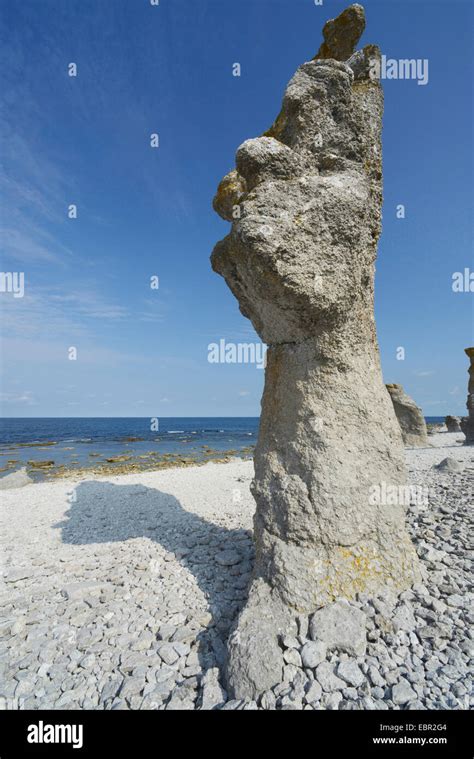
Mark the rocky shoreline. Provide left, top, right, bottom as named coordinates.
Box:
left=0, top=432, right=472, bottom=710
left=0, top=446, right=255, bottom=483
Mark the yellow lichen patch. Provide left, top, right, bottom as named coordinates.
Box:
left=213, top=170, right=247, bottom=221
left=263, top=110, right=286, bottom=142
left=314, top=545, right=387, bottom=603
left=352, top=79, right=379, bottom=96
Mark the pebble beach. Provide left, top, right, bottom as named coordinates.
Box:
left=1, top=431, right=472, bottom=710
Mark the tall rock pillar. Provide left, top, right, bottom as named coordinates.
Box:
left=461, top=347, right=474, bottom=444
left=211, top=4, right=420, bottom=699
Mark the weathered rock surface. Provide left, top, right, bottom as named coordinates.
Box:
left=0, top=467, right=33, bottom=490
left=300, top=640, right=327, bottom=668
left=386, top=384, right=429, bottom=448
left=434, top=457, right=464, bottom=473
left=314, top=3, right=366, bottom=61
left=460, top=348, right=474, bottom=445
left=211, top=4, right=420, bottom=699
left=226, top=579, right=295, bottom=700
left=200, top=667, right=227, bottom=710
left=445, top=415, right=461, bottom=433
left=309, top=600, right=367, bottom=657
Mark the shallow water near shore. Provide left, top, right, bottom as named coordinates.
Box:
left=0, top=417, right=259, bottom=481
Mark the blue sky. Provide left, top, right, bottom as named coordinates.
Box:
left=0, top=0, right=472, bottom=418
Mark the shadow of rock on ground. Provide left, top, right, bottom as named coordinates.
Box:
left=54, top=480, right=254, bottom=681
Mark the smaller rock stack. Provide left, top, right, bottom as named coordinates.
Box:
left=386, top=384, right=429, bottom=447
left=445, top=415, right=462, bottom=433
left=460, top=347, right=474, bottom=445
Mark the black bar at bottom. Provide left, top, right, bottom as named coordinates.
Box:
left=0, top=709, right=470, bottom=757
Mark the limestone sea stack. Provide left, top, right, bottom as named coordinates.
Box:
left=386, top=384, right=429, bottom=447
left=460, top=347, right=474, bottom=445
left=211, top=3, right=420, bottom=699
left=445, top=415, right=462, bottom=433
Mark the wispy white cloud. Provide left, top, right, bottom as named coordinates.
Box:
left=1, top=227, right=70, bottom=264
left=136, top=297, right=166, bottom=324
left=0, top=390, right=36, bottom=405
left=1, top=337, right=145, bottom=368
left=0, top=119, right=77, bottom=267
left=1, top=127, right=73, bottom=223
left=0, top=284, right=130, bottom=343
left=49, top=291, right=129, bottom=321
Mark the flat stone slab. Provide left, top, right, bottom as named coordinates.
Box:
left=310, top=600, right=367, bottom=657
left=60, top=581, right=108, bottom=600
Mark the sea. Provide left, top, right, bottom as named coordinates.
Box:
left=0, top=416, right=445, bottom=479
left=0, top=417, right=259, bottom=472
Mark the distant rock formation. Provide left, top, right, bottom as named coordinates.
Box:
left=445, top=415, right=462, bottom=433
left=461, top=347, right=474, bottom=445
left=211, top=4, right=420, bottom=699
left=434, top=457, right=464, bottom=473
left=0, top=467, right=33, bottom=490
left=386, top=384, right=429, bottom=447
left=427, top=424, right=444, bottom=436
